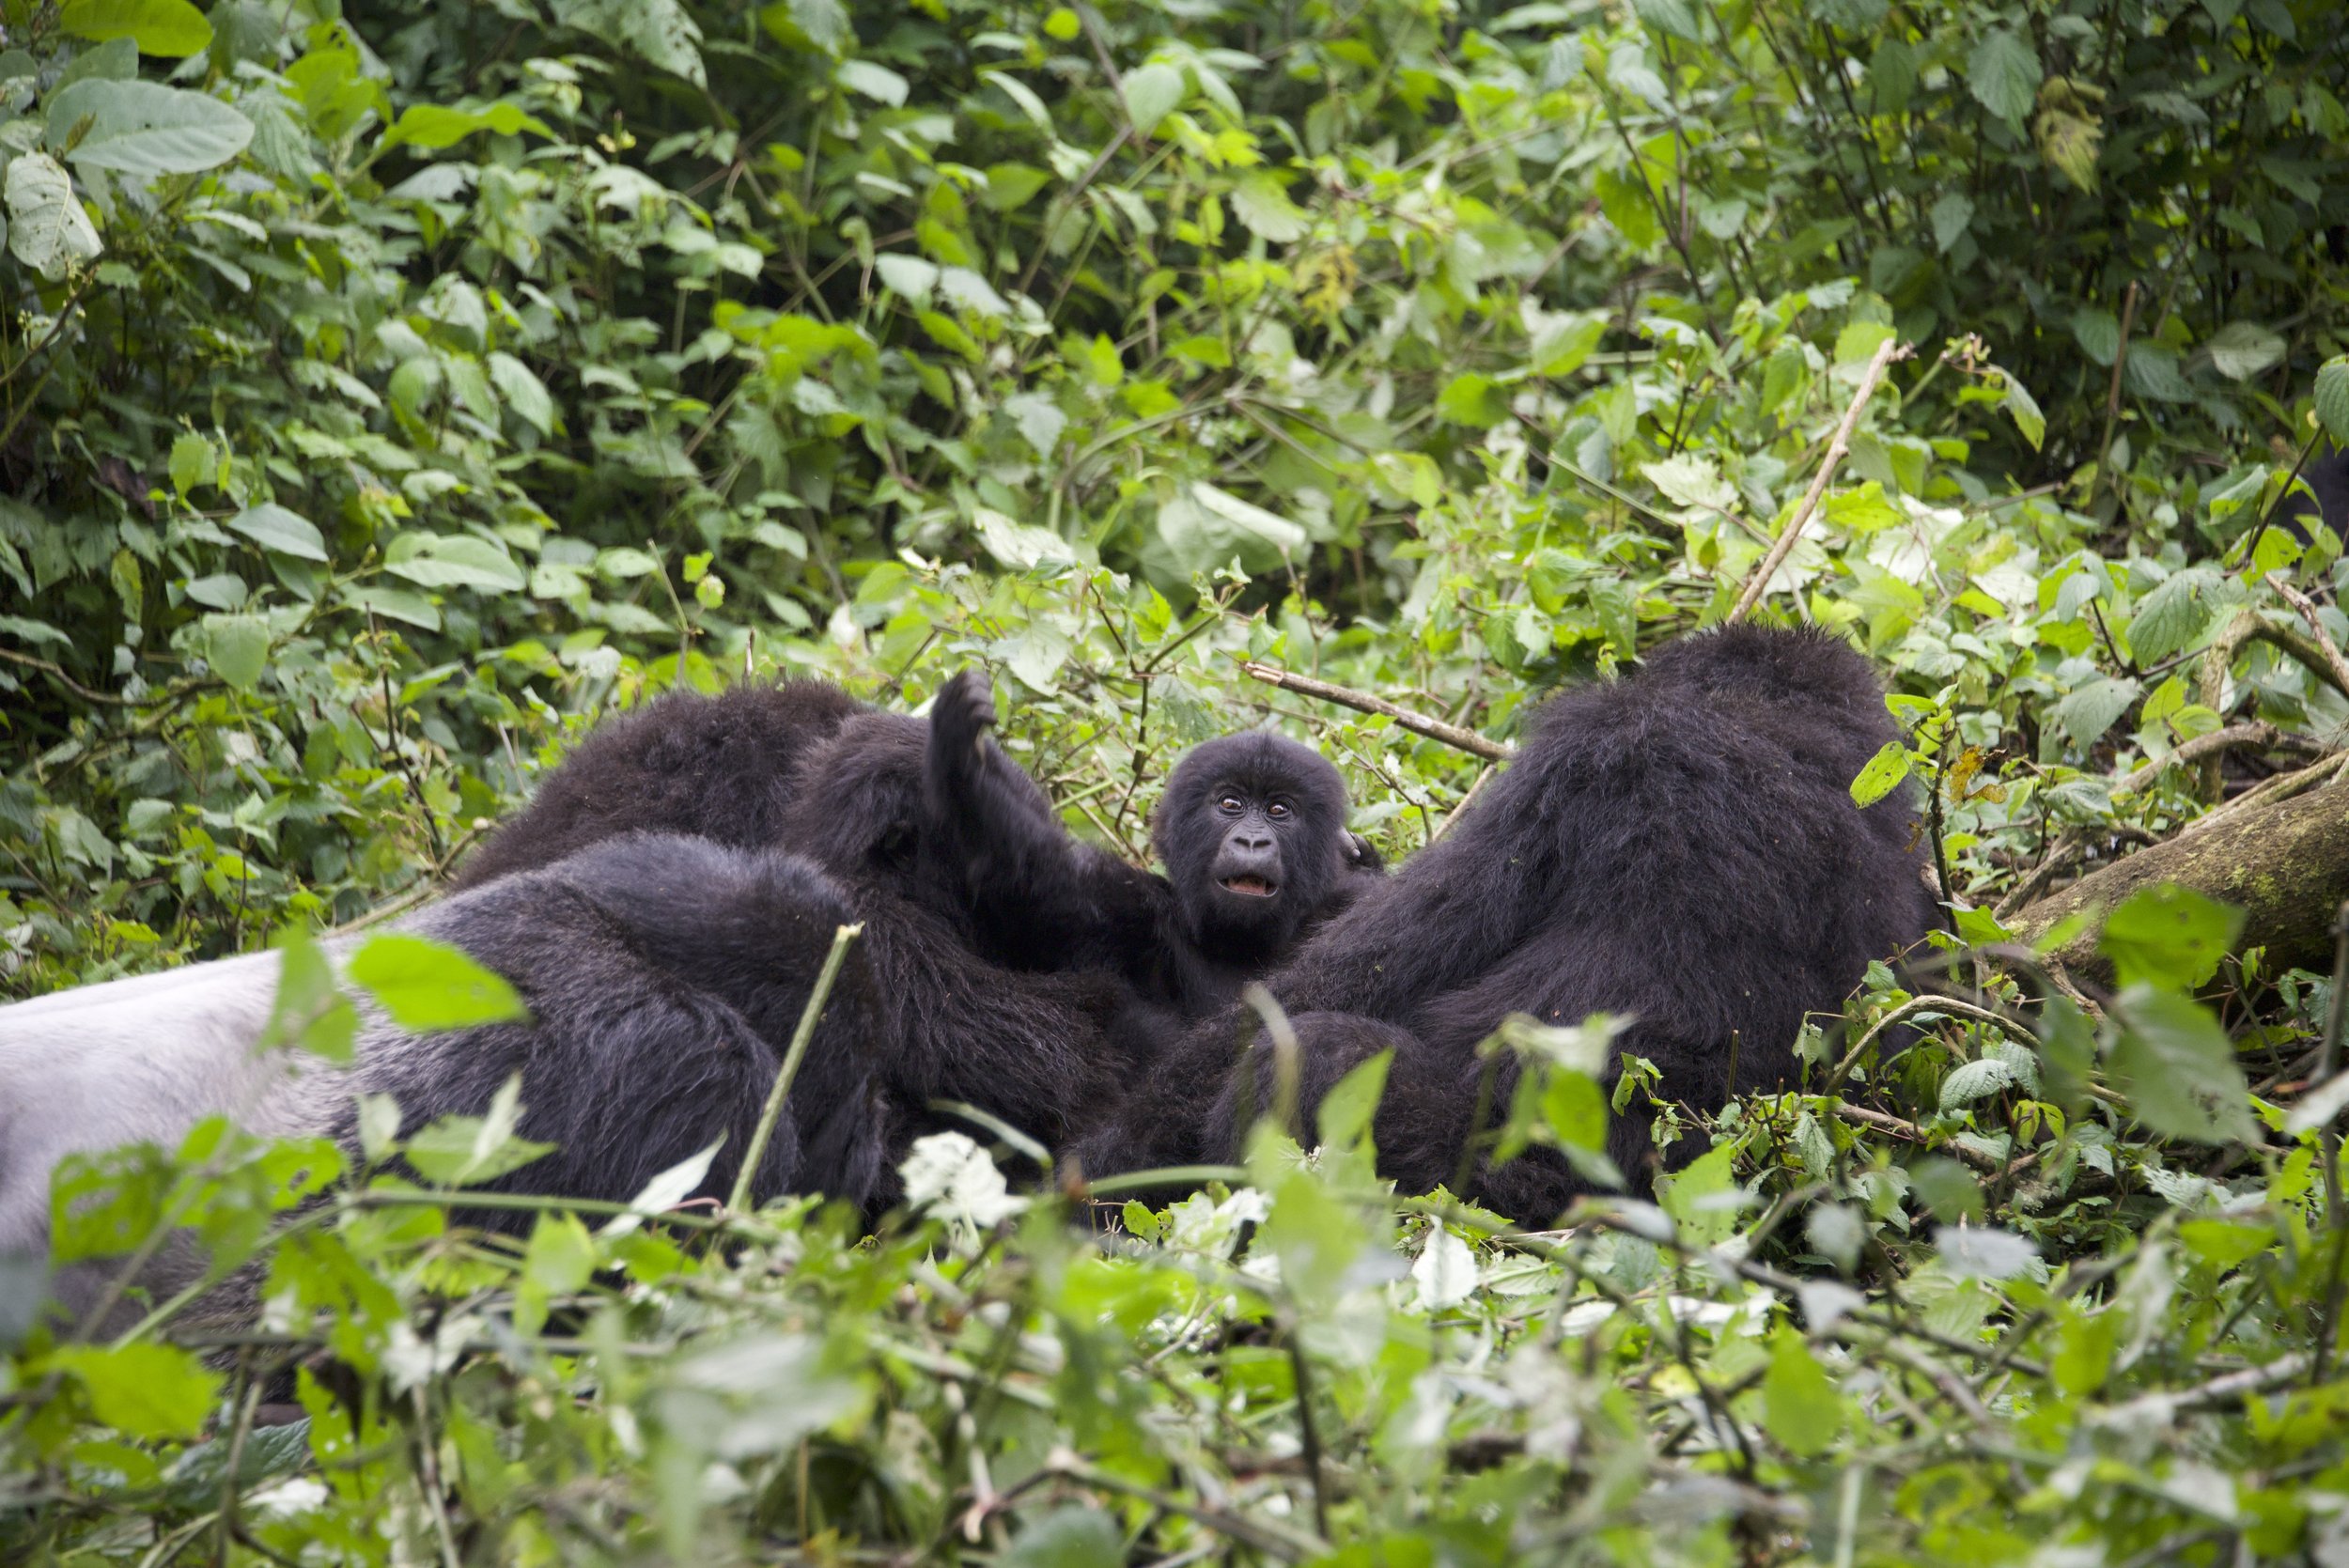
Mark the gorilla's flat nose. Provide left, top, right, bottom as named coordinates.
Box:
left=1232, top=830, right=1273, bottom=851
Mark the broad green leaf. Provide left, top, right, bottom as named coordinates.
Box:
left=488, top=351, right=556, bottom=435
left=1230, top=171, right=1309, bottom=242
left=2124, top=566, right=2217, bottom=663
left=515, top=1212, right=598, bottom=1335
left=2108, top=984, right=2256, bottom=1144
left=166, top=432, right=213, bottom=498
left=2098, top=883, right=2244, bottom=990
left=45, top=79, right=256, bottom=177
left=227, top=502, right=328, bottom=561
left=382, top=101, right=553, bottom=150
left=1760, top=1331, right=1840, bottom=1456
left=1656, top=1141, right=1741, bottom=1247
left=43, top=1343, right=222, bottom=1439
left=2205, top=320, right=2285, bottom=381
left=383, top=533, right=527, bottom=593
left=974, top=507, right=1076, bottom=571
left=6, top=153, right=102, bottom=279
left=1848, top=740, right=1911, bottom=806
left=1002, top=1507, right=1124, bottom=1568
left=54, top=36, right=136, bottom=90
left=1965, top=29, right=2040, bottom=126
left=1937, top=1224, right=2038, bottom=1280
left=347, top=932, right=529, bottom=1032
left=2314, top=355, right=2349, bottom=444
left=1121, top=63, right=1185, bottom=136
left=1928, top=190, right=1973, bottom=252
left=1436, top=372, right=1509, bottom=427
left=58, top=0, right=212, bottom=57
left=201, top=613, right=271, bottom=690
left=2050, top=675, right=2139, bottom=750
left=835, top=59, right=908, bottom=106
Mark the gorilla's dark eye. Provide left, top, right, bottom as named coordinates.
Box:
left=1268, top=800, right=1291, bottom=820
left=1218, top=796, right=1243, bottom=815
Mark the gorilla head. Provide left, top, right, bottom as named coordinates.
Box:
left=1153, top=732, right=1369, bottom=958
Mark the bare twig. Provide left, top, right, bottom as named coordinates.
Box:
left=2114, top=721, right=2314, bottom=796
left=2093, top=281, right=2139, bottom=496
left=2264, top=573, right=2349, bottom=698
left=1236, top=660, right=1514, bottom=762
left=1728, top=335, right=1908, bottom=622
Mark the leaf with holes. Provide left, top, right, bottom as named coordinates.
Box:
left=6, top=153, right=101, bottom=279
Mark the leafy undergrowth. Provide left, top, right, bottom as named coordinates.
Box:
left=5, top=0, right=2349, bottom=1560
left=4, top=893, right=2349, bottom=1568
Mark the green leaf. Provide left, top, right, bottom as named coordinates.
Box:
left=835, top=58, right=909, bottom=106
left=57, top=0, right=212, bottom=57
left=347, top=932, right=529, bottom=1032
left=1928, top=190, right=1973, bottom=252
left=1436, top=372, right=1509, bottom=427
left=2205, top=321, right=2285, bottom=381
left=43, top=1343, right=221, bottom=1439
left=1121, top=62, right=1186, bottom=136
left=227, top=502, right=328, bottom=562
left=2124, top=567, right=2217, bottom=663
left=264, top=930, right=356, bottom=1063
left=1965, top=29, right=2040, bottom=126
left=1848, top=740, right=1911, bottom=806
left=1315, top=1048, right=1392, bottom=1151
left=1760, top=1330, right=1841, bottom=1457
left=5, top=153, right=102, bottom=279
left=402, top=1076, right=555, bottom=1187
left=488, top=351, right=556, bottom=435
left=1999, top=370, right=2046, bottom=451
left=166, top=432, right=213, bottom=499
left=201, top=613, right=271, bottom=690
left=2098, top=883, right=2245, bottom=990
left=1230, top=171, right=1309, bottom=242
left=2108, top=984, right=2256, bottom=1144
left=2314, top=356, right=2349, bottom=444
left=1002, top=1507, right=1123, bottom=1568
left=515, top=1212, right=598, bottom=1335
left=382, top=101, right=554, bottom=150
left=980, top=161, right=1051, bottom=212
left=2050, top=675, right=2139, bottom=750
left=1656, top=1141, right=1741, bottom=1247
left=383, top=534, right=527, bottom=593
left=45, top=79, right=256, bottom=177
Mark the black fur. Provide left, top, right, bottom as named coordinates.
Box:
left=357, top=833, right=887, bottom=1220
left=451, top=686, right=1145, bottom=1197
left=2273, top=449, right=2349, bottom=545
left=926, top=669, right=1383, bottom=1016
left=1074, top=626, right=1937, bottom=1222
left=453, top=681, right=863, bottom=891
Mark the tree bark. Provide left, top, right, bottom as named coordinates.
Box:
left=2009, top=772, right=2349, bottom=978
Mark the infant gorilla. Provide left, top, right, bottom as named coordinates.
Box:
left=926, top=670, right=1384, bottom=1017
left=1070, top=625, right=1938, bottom=1221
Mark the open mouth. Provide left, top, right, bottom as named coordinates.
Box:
left=1220, top=875, right=1277, bottom=898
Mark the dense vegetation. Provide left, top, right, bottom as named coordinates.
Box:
left=3, top=0, right=2349, bottom=1560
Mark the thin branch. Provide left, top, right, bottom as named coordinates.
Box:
left=1728, top=336, right=1908, bottom=622
left=1236, top=661, right=1513, bottom=762
left=2264, top=573, right=2349, bottom=697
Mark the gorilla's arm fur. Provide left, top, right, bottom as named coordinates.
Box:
left=926, top=670, right=1382, bottom=1015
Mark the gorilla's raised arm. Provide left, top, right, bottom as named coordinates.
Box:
left=925, top=670, right=1381, bottom=1016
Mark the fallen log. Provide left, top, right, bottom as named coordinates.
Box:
left=2008, top=768, right=2349, bottom=977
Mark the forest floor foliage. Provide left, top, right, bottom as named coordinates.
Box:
left=4, top=0, right=2349, bottom=1561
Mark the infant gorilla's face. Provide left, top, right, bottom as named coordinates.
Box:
left=1158, top=732, right=1351, bottom=952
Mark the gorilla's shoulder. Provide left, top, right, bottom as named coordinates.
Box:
left=1636, top=624, right=1885, bottom=707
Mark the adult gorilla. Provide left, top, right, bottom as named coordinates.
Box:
left=1072, top=626, right=1938, bottom=1221
left=925, top=670, right=1384, bottom=1017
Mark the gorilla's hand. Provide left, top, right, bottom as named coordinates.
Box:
left=932, top=669, right=997, bottom=768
